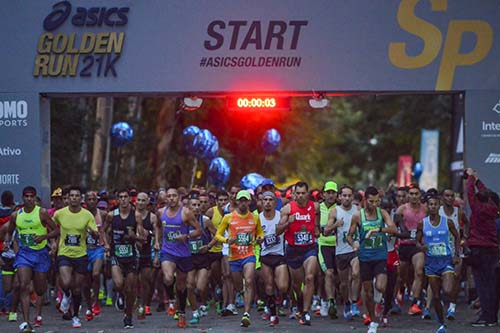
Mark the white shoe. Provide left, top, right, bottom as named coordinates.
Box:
left=368, top=321, right=379, bottom=333
left=72, top=316, right=82, bottom=328
left=226, top=303, right=238, bottom=315
left=320, top=300, right=329, bottom=317
left=199, top=305, right=208, bottom=316
left=61, top=292, right=71, bottom=313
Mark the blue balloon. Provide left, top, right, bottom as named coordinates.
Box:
left=413, top=161, right=423, bottom=179
left=193, top=129, right=215, bottom=159
left=261, top=128, right=281, bottom=154
left=208, top=157, right=230, bottom=186
left=182, top=125, right=201, bottom=155
left=110, top=122, right=134, bottom=147
left=204, top=137, right=219, bottom=162
left=240, top=173, right=266, bottom=190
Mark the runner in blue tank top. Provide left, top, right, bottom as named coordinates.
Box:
left=416, top=195, right=460, bottom=333
left=347, top=186, right=397, bottom=333
left=157, top=188, right=201, bottom=328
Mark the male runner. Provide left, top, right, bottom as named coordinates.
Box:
left=277, top=181, right=320, bottom=326
left=158, top=188, right=201, bottom=328
left=104, top=188, right=144, bottom=329
left=347, top=186, right=397, bottom=333
left=135, top=192, right=160, bottom=319
left=4, top=186, right=58, bottom=333
left=394, top=183, right=427, bottom=315
left=54, top=186, right=98, bottom=329
left=215, top=190, right=264, bottom=327
left=259, top=191, right=288, bottom=327
left=416, top=195, right=460, bottom=333
left=325, top=185, right=361, bottom=320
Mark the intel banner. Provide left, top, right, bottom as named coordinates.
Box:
left=419, top=129, right=439, bottom=191
left=0, top=94, right=42, bottom=201
left=465, top=90, right=500, bottom=193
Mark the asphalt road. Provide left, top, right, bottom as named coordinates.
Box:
left=0, top=298, right=498, bottom=333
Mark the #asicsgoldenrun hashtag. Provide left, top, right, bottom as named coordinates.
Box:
left=200, top=57, right=207, bottom=67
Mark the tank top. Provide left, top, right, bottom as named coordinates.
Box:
left=87, top=209, right=104, bottom=249
left=16, top=206, right=47, bottom=250
left=138, top=211, right=153, bottom=256
left=285, top=200, right=316, bottom=247
left=335, top=205, right=358, bottom=255
left=209, top=206, right=224, bottom=253
left=318, top=202, right=336, bottom=246
left=161, top=207, right=190, bottom=257
left=400, top=203, right=427, bottom=246
left=439, top=206, right=459, bottom=253
left=358, top=208, right=387, bottom=262
left=189, top=215, right=211, bottom=255
left=423, top=216, right=451, bottom=257
left=259, top=210, right=284, bottom=256
left=111, top=208, right=137, bottom=259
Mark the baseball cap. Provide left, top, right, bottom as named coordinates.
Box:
left=324, top=181, right=338, bottom=192
left=262, top=191, right=276, bottom=200
left=236, top=190, right=251, bottom=201
left=97, top=201, right=108, bottom=209
left=51, top=187, right=62, bottom=198
left=260, top=178, right=275, bottom=188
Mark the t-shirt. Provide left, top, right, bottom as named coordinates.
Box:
left=54, top=207, right=97, bottom=258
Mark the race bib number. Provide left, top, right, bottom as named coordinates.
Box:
left=264, top=234, right=279, bottom=247
left=364, top=234, right=384, bottom=249
left=294, top=231, right=312, bottom=245
left=189, top=240, right=204, bottom=254
left=65, top=234, right=81, bottom=246
left=19, top=233, right=36, bottom=247
left=114, top=244, right=133, bottom=257
left=429, top=243, right=447, bottom=256
left=236, top=233, right=252, bottom=246
left=342, top=231, right=358, bottom=243
left=409, top=229, right=417, bottom=240
left=86, top=234, right=97, bottom=246
left=165, top=231, right=179, bottom=243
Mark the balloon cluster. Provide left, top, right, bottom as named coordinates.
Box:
left=261, top=128, right=281, bottom=155
left=110, top=122, right=134, bottom=147
left=182, top=126, right=229, bottom=186
left=240, top=173, right=265, bottom=190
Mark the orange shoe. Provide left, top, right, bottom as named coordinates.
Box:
left=177, top=313, right=186, bottom=328
left=408, top=303, right=422, bottom=316
left=167, top=303, right=176, bottom=316
left=363, top=314, right=371, bottom=325
left=144, top=306, right=152, bottom=316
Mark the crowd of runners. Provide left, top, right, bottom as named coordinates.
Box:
left=0, top=167, right=499, bottom=333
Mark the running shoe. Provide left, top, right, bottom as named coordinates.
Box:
left=367, top=321, right=379, bottom=333
left=189, top=310, right=200, bottom=324
left=85, top=309, right=94, bottom=321
left=422, top=308, right=431, bottom=320
left=72, top=316, right=82, bottom=328
left=269, top=315, right=279, bottom=327
left=288, top=306, right=299, bottom=320
left=408, top=303, right=422, bottom=316
left=167, top=302, right=176, bottom=316
left=446, top=307, right=455, bottom=320
left=33, top=315, right=42, bottom=327
left=123, top=316, right=134, bottom=329
left=115, top=294, right=125, bottom=311
left=98, top=289, right=105, bottom=301
left=240, top=312, right=251, bottom=327
left=257, top=299, right=265, bottom=312
left=351, top=303, right=361, bottom=317
left=389, top=301, right=401, bottom=315
left=60, top=292, right=72, bottom=313
left=19, top=322, right=33, bottom=333
left=235, top=293, right=244, bottom=308
left=299, top=312, right=311, bottom=326
left=62, top=311, right=72, bottom=320
left=105, top=296, right=113, bottom=306
left=137, top=306, right=145, bottom=320
left=381, top=315, right=388, bottom=327
left=436, top=324, right=446, bottom=333
left=278, top=307, right=286, bottom=317
left=328, top=299, right=337, bottom=319
left=199, top=305, right=208, bottom=317
left=320, top=300, right=328, bottom=317
left=261, top=312, right=270, bottom=321
left=144, top=305, right=152, bottom=316
left=8, top=311, right=17, bottom=322
left=343, top=306, right=352, bottom=321
left=177, top=313, right=186, bottom=328
left=92, top=302, right=101, bottom=316
left=225, top=303, right=238, bottom=316
left=173, top=311, right=179, bottom=320
left=363, top=313, right=372, bottom=325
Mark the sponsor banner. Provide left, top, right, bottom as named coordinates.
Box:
left=465, top=90, right=500, bottom=193
left=1, top=1, right=500, bottom=93
left=450, top=94, right=465, bottom=192
left=419, top=129, right=439, bottom=191
left=0, top=93, right=41, bottom=199
left=397, top=155, right=413, bottom=187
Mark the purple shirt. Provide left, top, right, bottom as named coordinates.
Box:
left=161, top=207, right=190, bottom=257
